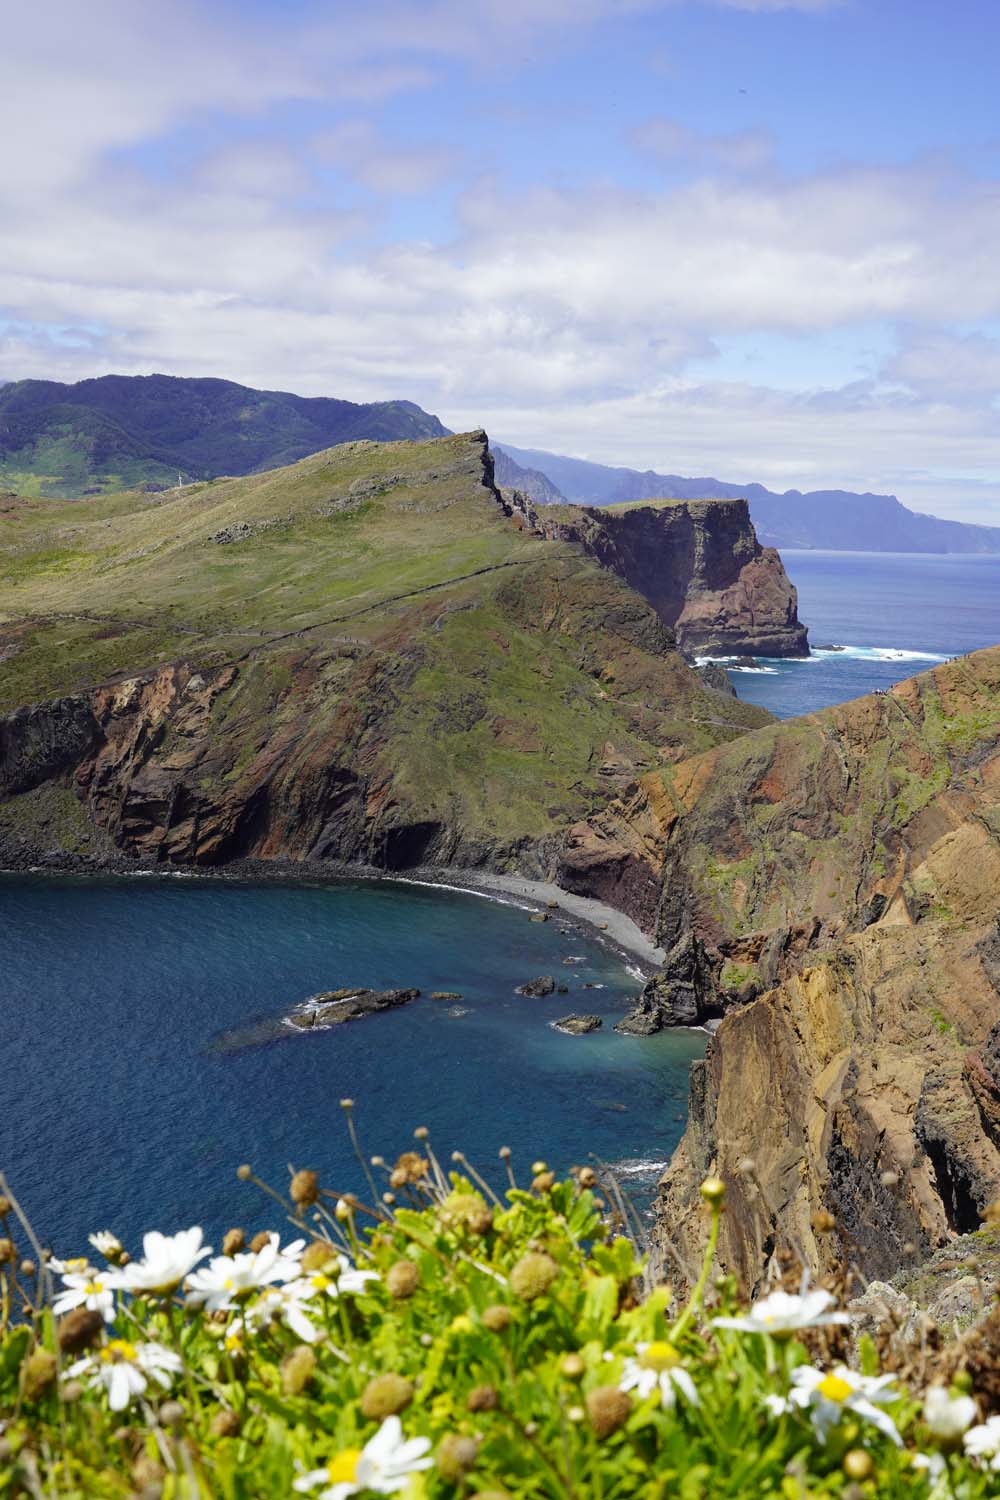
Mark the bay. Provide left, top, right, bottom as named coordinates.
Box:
left=0, top=873, right=701, bottom=1255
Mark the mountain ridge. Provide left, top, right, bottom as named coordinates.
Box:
left=497, top=442, right=1000, bottom=555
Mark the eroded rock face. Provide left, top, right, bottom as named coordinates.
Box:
left=644, top=647, right=1000, bottom=1290
left=501, top=492, right=808, bottom=659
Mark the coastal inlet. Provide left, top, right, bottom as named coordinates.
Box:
left=0, top=872, right=704, bottom=1253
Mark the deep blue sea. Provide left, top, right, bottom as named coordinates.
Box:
left=3, top=551, right=1000, bottom=1259
left=715, top=550, right=1000, bottom=719
left=0, top=875, right=701, bottom=1256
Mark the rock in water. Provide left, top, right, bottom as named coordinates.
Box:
left=289, top=987, right=420, bottom=1029
left=516, top=975, right=556, bottom=998
left=554, top=1014, right=602, bottom=1034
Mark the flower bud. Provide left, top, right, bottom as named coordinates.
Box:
left=499, top=1146, right=512, bottom=1160
left=20, top=1260, right=36, bottom=1278
left=290, top=1170, right=320, bottom=1208
left=586, top=1386, right=632, bottom=1439
left=560, top=1353, right=585, bottom=1381
left=509, top=1252, right=558, bottom=1301
left=414, top=1126, right=429, bottom=1141
left=699, top=1176, right=726, bottom=1208
left=301, top=1241, right=336, bottom=1274
left=531, top=1161, right=548, bottom=1176
left=531, top=1172, right=555, bottom=1194
left=436, top=1434, right=479, bottom=1482
left=577, top=1167, right=597, bottom=1189
left=59, top=1380, right=84, bottom=1404
left=340, top=1098, right=354, bottom=1109
left=0, top=1239, right=14, bottom=1264
left=842, top=1450, right=873, bottom=1481
left=360, top=1374, right=414, bottom=1420
left=0, top=1196, right=11, bottom=1216
left=211, top=1409, right=241, bottom=1438
left=58, top=1307, right=105, bottom=1355
left=386, top=1260, right=420, bottom=1300
left=222, top=1229, right=245, bottom=1256
left=21, top=1347, right=57, bottom=1401
left=281, top=1346, right=317, bottom=1396
left=482, top=1304, right=512, bottom=1333
left=467, top=1385, right=498, bottom=1412
left=158, top=1401, right=184, bottom=1430
left=236, top=1164, right=252, bottom=1181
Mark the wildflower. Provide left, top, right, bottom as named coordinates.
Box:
left=964, top=1414, right=1000, bottom=1471
left=923, top=1385, right=977, bottom=1446
left=619, top=1342, right=699, bottom=1409
left=186, top=1233, right=304, bottom=1312
left=47, top=1255, right=90, bottom=1276
left=247, top=1282, right=321, bottom=1344
left=115, top=1227, right=210, bottom=1295
left=713, top=1287, right=849, bottom=1340
left=68, top=1338, right=181, bottom=1411
left=293, top=1416, right=432, bottom=1497
left=52, top=1267, right=116, bottom=1322
left=88, top=1231, right=124, bottom=1262
left=784, top=1364, right=901, bottom=1446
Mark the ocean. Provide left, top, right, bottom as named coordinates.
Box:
left=0, top=873, right=701, bottom=1255
left=3, top=549, right=999, bottom=1257
left=713, top=550, right=1000, bottom=719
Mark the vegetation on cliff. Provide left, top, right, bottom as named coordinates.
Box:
left=0, top=431, right=767, bottom=879
left=3, top=1127, right=1000, bottom=1499
left=602, top=649, right=1000, bottom=1290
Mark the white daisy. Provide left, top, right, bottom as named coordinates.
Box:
left=68, top=1338, right=181, bottom=1411
left=923, top=1385, right=977, bottom=1443
left=785, top=1364, right=901, bottom=1446
left=52, top=1268, right=116, bottom=1322
left=619, top=1342, right=699, bottom=1409
left=115, top=1227, right=211, bottom=1296
left=293, top=1416, right=432, bottom=1498
left=88, top=1231, right=124, bottom=1262
left=248, top=1281, right=321, bottom=1344
left=964, top=1414, right=1000, bottom=1471
left=186, top=1233, right=304, bottom=1312
left=713, top=1287, right=849, bottom=1340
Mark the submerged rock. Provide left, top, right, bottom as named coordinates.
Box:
left=289, top=987, right=420, bottom=1029
left=516, top=975, right=556, bottom=998
left=429, top=991, right=463, bottom=1000
left=554, top=1014, right=602, bottom=1035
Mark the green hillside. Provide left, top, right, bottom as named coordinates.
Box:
left=0, top=432, right=768, bottom=871
left=0, top=374, right=448, bottom=497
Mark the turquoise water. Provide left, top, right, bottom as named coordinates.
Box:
left=716, top=551, right=1000, bottom=719
left=0, top=874, right=702, bottom=1255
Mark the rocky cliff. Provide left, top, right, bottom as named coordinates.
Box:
left=578, top=649, right=1000, bottom=1289
left=0, top=431, right=771, bottom=887
left=501, top=492, right=807, bottom=659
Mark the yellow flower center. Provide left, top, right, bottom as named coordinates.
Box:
left=327, top=1450, right=361, bottom=1484
left=102, top=1339, right=137, bottom=1364
left=311, top=1273, right=331, bottom=1291
left=84, top=1280, right=104, bottom=1295
left=65, top=1258, right=87, bottom=1273
left=639, top=1341, right=680, bottom=1372
left=818, top=1374, right=853, bottom=1404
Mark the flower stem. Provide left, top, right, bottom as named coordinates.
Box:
left=669, top=1202, right=722, bottom=1344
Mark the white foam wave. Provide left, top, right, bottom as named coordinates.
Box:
left=608, top=1157, right=668, bottom=1178
left=811, top=645, right=950, bottom=663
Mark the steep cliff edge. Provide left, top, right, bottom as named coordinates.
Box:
left=603, top=649, right=1000, bottom=1288
left=0, top=432, right=770, bottom=897
left=502, top=492, right=808, bottom=659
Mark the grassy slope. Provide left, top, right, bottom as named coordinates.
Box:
left=0, top=433, right=768, bottom=863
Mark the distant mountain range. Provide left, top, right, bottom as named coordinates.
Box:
left=2, top=373, right=997, bottom=552
left=0, top=375, right=447, bottom=496
left=496, top=444, right=1000, bottom=555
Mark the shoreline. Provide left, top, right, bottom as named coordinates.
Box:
left=0, top=853, right=665, bottom=975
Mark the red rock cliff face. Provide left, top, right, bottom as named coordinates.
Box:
left=502, top=493, right=808, bottom=659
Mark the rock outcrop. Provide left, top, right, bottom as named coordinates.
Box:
left=632, top=648, right=1000, bottom=1290
left=501, top=492, right=808, bottom=659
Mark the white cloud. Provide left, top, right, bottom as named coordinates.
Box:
left=631, top=117, right=774, bottom=172
left=884, top=330, right=1000, bottom=400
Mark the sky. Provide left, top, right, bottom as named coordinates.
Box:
left=4, top=0, right=1000, bottom=521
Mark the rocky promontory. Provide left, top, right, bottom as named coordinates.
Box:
left=501, top=491, right=808, bottom=659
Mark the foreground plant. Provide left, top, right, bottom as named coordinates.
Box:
left=1, top=1131, right=999, bottom=1499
